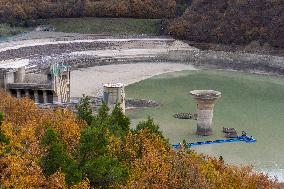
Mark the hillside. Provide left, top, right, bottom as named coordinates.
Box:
left=45, top=17, right=162, bottom=35
left=167, top=0, right=284, bottom=48
left=0, top=0, right=175, bottom=25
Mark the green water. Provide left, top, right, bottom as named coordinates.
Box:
left=126, top=70, right=284, bottom=180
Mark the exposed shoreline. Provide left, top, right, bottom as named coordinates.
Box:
left=70, top=63, right=197, bottom=97
left=0, top=33, right=283, bottom=80
left=0, top=31, right=283, bottom=96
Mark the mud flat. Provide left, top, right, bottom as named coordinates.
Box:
left=70, top=63, right=196, bottom=97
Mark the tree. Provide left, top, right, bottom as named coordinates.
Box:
left=136, top=116, right=164, bottom=140
left=78, top=118, right=128, bottom=188
left=76, top=95, right=93, bottom=125
left=0, top=92, right=280, bottom=188
left=0, top=0, right=176, bottom=25
left=92, top=102, right=109, bottom=127
left=0, top=92, right=87, bottom=188
left=120, top=129, right=172, bottom=188
left=108, top=103, right=130, bottom=138
left=0, top=112, right=9, bottom=144
left=40, top=128, right=82, bottom=186
left=81, top=155, right=128, bottom=188
left=78, top=125, right=109, bottom=162
left=167, top=0, right=284, bottom=48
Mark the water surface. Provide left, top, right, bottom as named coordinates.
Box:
left=126, top=70, right=284, bottom=181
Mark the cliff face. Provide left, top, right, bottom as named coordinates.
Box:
left=0, top=0, right=176, bottom=24
left=167, top=0, right=284, bottom=48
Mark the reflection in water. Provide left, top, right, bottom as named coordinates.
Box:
left=126, top=70, right=284, bottom=181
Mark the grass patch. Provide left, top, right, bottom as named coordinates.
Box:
left=0, top=24, right=29, bottom=37
left=44, top=17, right=163, bottom=35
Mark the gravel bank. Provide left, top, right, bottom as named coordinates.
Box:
left=0, top=31, right=283, bottom=85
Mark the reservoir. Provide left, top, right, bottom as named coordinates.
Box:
left=126, top=70, right=284, bottom=181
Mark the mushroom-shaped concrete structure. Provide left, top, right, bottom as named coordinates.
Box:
left=190, top=90, right=221, bottom=136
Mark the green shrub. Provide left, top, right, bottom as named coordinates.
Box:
left=76, top=95, right=94, bottom=125
left=0, top=112, right=9, bottom=144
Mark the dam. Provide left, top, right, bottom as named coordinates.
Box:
left=0, top=64, right=71, bottom=104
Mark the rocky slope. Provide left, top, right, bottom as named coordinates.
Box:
left=0, top=32, right=283, bottom=76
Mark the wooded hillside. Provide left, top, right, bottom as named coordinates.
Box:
left=167, top=0, right=284, bottom=48
left=0, top=0, right=176, bottom=25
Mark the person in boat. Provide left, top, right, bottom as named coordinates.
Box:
left=241, top=131, right=247, bottom=137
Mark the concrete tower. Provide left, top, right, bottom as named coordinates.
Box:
left=1, top=64, right=71, bottom=104
left=14, top=67, right=25, bottom=83
left=190, top=90, right=221, bottom=136
left=51, top=63, right=71, bottom=104
left=103, top=83, right=125, bottom=113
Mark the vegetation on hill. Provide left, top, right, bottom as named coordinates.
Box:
left=175, top=0, right=192, bottom=16
left=0, top=24, right=29, bottom=37
left=45, top=17, right=162, bottom=35
left=167, top=0, right=284, bottom=48
left=0, top=92, right=281, bottom=188
left=0, top=0, right=175, bottom=26
left=2, top=0, right=282, bottom=51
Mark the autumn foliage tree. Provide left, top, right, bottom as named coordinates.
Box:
left=168, top=0, right=284, bottom=48
left=0, top=91, right=281, bottom=188
left=0, top=91, right=87, bottom=188
left=0, top=0, right=176, bottom=25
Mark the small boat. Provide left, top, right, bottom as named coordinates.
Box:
left=173, top=112, right=192, bottom=119
left=225, top=132, right=238, bottom=138
left=223, top=127, right=237, bottom=133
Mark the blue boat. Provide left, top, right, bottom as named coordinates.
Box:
left=173, top=136, right=256, bottom=149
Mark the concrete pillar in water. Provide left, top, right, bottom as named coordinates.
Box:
left=190, top=90, right=221, bottom=136
left=43, top=90, right=48, bottom=104
left=16, top=89, right=21, bottom=98
left=103, top=83, right=125, bottom=114
left=34, top=90, right=39, bottom=103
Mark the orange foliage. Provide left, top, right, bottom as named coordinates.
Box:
left=70, top=178, right=90, bottom=189
left=168, top=0, right=284, bottom=48
left=113, top=129, right=280, bottom=188
left=0, top=0, right=176, bottom=24
left=122, top=130, right=172, bottom=188
left=0, top=91, right=85, bottom=188
left=0, top=91, right=281, bottom=188
left=45, top=172, right=90, bottom=189
left=46, top=171, right=67, bottom=189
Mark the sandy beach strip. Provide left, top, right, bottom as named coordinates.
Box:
left=70, top=62, right=196, bottom=97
